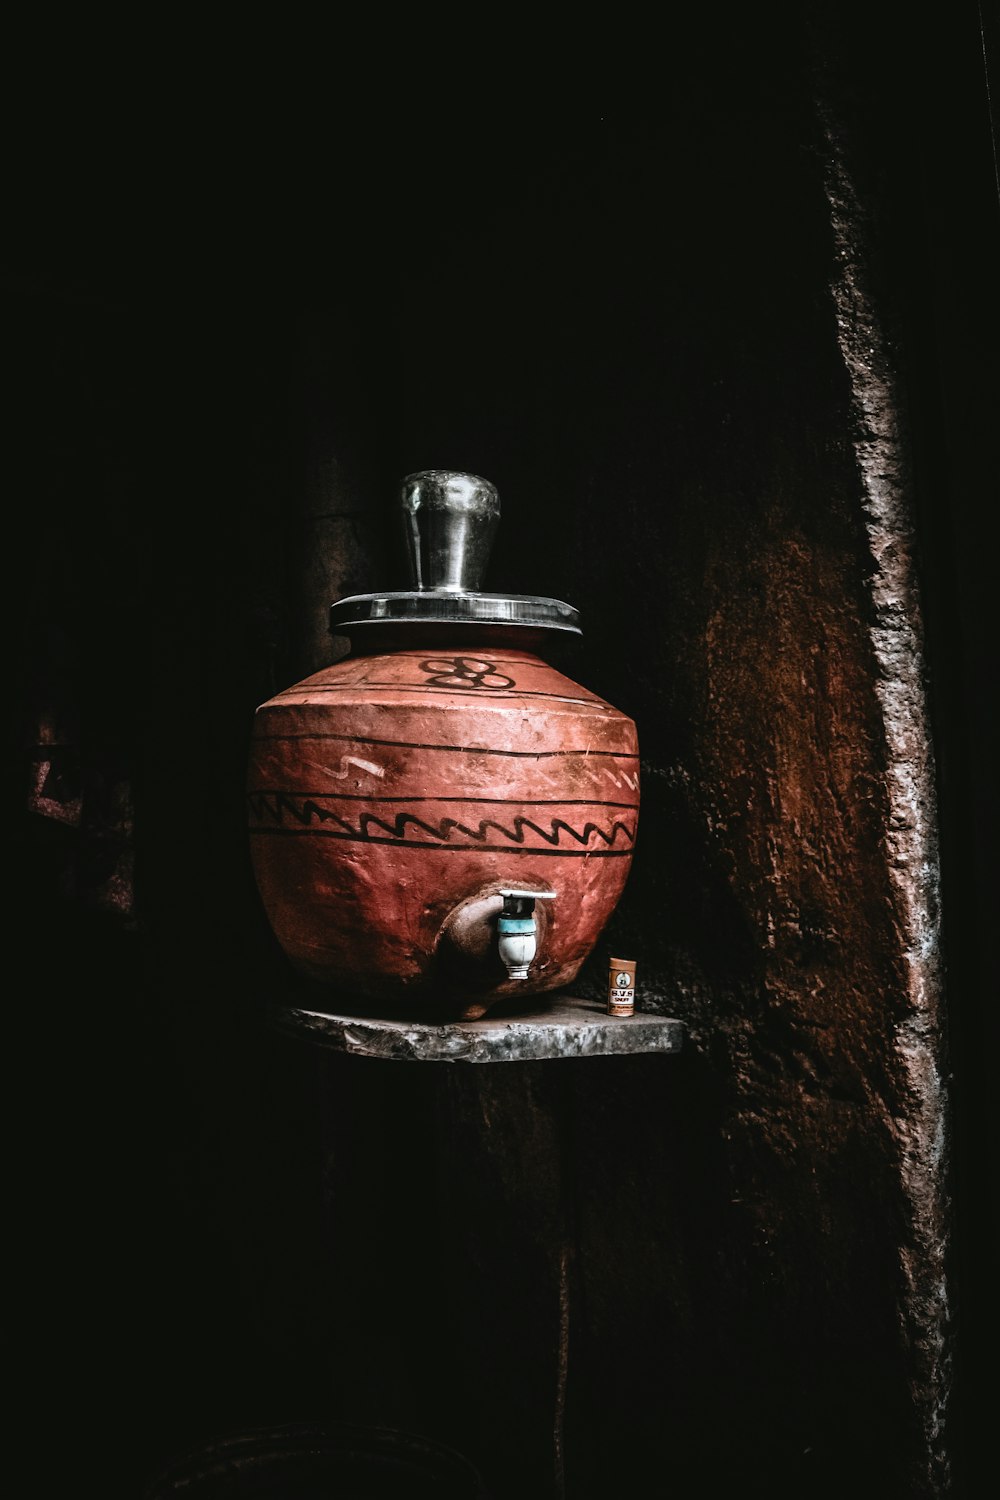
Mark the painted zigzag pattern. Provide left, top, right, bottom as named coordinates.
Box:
left=247, top=790, right=636, bottom=850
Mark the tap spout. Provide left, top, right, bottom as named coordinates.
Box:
left=497, top=889, right=555, bottom=980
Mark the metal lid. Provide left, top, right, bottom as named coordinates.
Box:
left=329, top=470, right=582, bottom=639
left=328, top=589, right=581, bottom=635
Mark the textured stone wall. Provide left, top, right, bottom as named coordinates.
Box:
left=287, top=14, right=993, bottom=1494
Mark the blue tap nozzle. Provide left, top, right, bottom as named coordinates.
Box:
left=496, top=889, right=555, bottom=979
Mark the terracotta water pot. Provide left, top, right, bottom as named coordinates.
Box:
left=247, top=471, right=638, bottom=1019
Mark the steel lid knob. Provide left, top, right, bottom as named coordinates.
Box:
left=400, top=470, right=500, bottom=594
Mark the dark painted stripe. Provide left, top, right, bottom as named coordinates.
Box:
left=246, top=791, right=638, bottom=807
left=250, top=730, right=638, bottom=759
left=248, top=828, right=634, bottom=856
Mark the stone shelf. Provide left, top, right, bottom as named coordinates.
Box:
left=267, top=995, right=684, bottom=1064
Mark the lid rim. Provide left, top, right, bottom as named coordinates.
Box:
left=329, top=590, right=583, bottom=636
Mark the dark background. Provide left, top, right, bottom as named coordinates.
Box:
left=8, top=5, right=997, bottom=1497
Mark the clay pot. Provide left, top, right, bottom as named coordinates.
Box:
left=247, top=472, right=639, bottom=1019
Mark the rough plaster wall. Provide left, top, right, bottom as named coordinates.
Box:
left=302, top=93, right=953, bottom=1500
left=295, top=24, right=962, bottom=1496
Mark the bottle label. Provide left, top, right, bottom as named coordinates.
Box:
left=607, top=957, right=636, bottom=1016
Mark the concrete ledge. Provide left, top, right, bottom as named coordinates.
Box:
left=267, top=996, right=684, bottom=1063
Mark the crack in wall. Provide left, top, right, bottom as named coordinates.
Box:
left=818, top=97, right=952, bottom=1497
